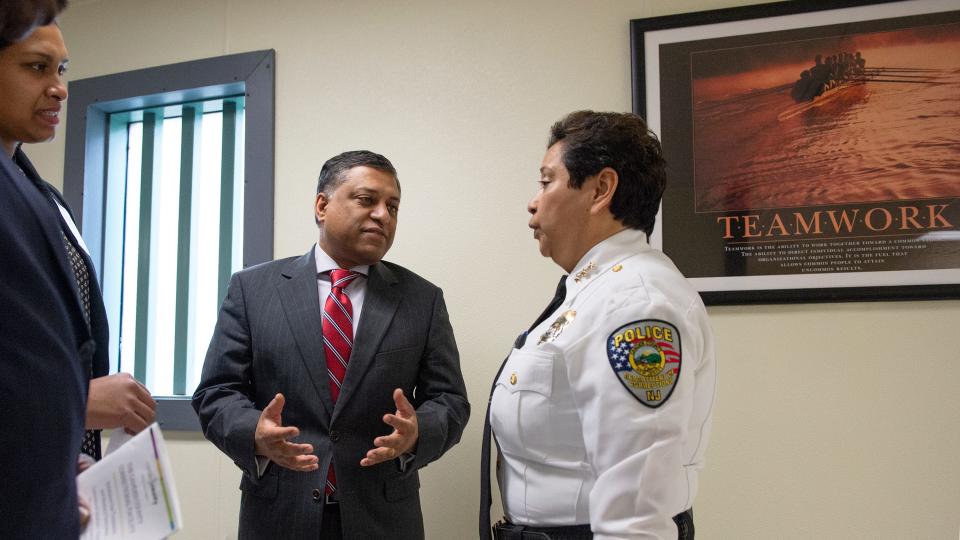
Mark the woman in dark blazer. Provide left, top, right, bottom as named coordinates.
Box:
left=0, top=15, right=155, bottom=536
left=0, top=17, right=90, bottom=538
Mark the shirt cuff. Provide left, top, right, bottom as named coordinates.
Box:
left=397, top=452, right=416, bottom=472
left=255, top=455, right=271, bottom=477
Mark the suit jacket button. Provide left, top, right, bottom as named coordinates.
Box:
left=330, top=431, right=340, bottom=442
left=312, top=488, right=322, bottom=501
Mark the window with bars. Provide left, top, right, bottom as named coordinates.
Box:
left=104, top=101, right=244, bottom=397
left=63, top=51, right=275, bottom=429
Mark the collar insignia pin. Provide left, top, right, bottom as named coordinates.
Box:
left=574, top=261, right=596, bottom=283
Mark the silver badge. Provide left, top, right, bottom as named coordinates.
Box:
left=538, top=310, right=577, bottom=345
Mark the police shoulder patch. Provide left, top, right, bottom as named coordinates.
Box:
left=606, top=319, right=681, bottom=408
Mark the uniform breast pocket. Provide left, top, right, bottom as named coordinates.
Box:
left=491, top=350, right=556, bottom=457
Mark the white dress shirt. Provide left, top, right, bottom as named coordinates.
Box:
left=53, top=199, right=90, bottom=255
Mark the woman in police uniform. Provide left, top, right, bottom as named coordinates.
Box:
left=481, top=111, right=717, bottom=540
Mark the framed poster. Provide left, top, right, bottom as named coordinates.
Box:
left=632, top=0, right=960, bottom=304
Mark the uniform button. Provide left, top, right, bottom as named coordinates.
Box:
left=330, top=431, right=340, bottom=442
left=510, top=372, right=517, bottom=385
left=312, top=489, right=321, bottom=501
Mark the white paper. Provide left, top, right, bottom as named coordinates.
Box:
left=104, top=427, right=132, bottom=456
left=78, top=423, right=183, bottom=539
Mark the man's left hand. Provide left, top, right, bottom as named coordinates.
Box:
left=361, top=388, right=418, bottom=467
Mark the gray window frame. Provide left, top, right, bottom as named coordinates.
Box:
left=63, top=50, right=275, bottom=431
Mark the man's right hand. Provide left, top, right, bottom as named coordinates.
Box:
left=254, top=393, right=319, bottom=472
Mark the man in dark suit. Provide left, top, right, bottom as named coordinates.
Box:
left=193, top=150, right=470, bottom=539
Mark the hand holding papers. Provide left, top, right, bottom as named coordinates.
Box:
left=77, top=423, right=183, bottom=539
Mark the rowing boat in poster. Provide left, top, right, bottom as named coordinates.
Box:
left=689, top=21, right=960, bottom=213
left=777, top=67, right=950, bottom=122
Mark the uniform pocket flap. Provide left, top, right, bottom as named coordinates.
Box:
left=496, top=350, right=555, bottom=397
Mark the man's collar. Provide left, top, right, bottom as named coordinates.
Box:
left=313, top=243, right=370, bottom=277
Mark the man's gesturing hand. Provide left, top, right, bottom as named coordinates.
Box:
left=361, top=388, right=418, bottom=467
left=254, top=393, right=319, bottom=472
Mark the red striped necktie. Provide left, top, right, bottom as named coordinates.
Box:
left=322, top=268, right=360, bottom=495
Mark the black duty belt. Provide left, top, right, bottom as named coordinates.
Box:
left=492, top=508, right=694, bottom=540
left=492, top=521, right=592, bottom=540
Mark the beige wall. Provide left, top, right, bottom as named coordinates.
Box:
left=31, top=0, right=959, bottom=538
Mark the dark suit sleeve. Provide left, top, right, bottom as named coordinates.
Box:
left=192, top=272, right=263, bottom=478
left=408, top=288, right=470, bottom=471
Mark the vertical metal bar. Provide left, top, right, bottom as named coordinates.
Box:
left=218, top=100, right=238, bottom=304
left=133, top=112, right=158, bottom=384
left=173, top=106, right=199, bottom=395
left=103, top=113, right=130, bottom=371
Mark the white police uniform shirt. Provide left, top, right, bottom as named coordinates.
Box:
left=490, top=228, right=717, bottom=539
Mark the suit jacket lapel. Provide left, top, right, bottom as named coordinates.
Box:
left=37, top=170, right=112, bottom=376
left=10, top=149, right=89, bottom=333
left=276, top=248, right=334, bottom=427
left=333, top=261, right=401, bottom=420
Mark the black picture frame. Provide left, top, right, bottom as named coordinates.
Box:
left=631, top=0, right=960, bottom=304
